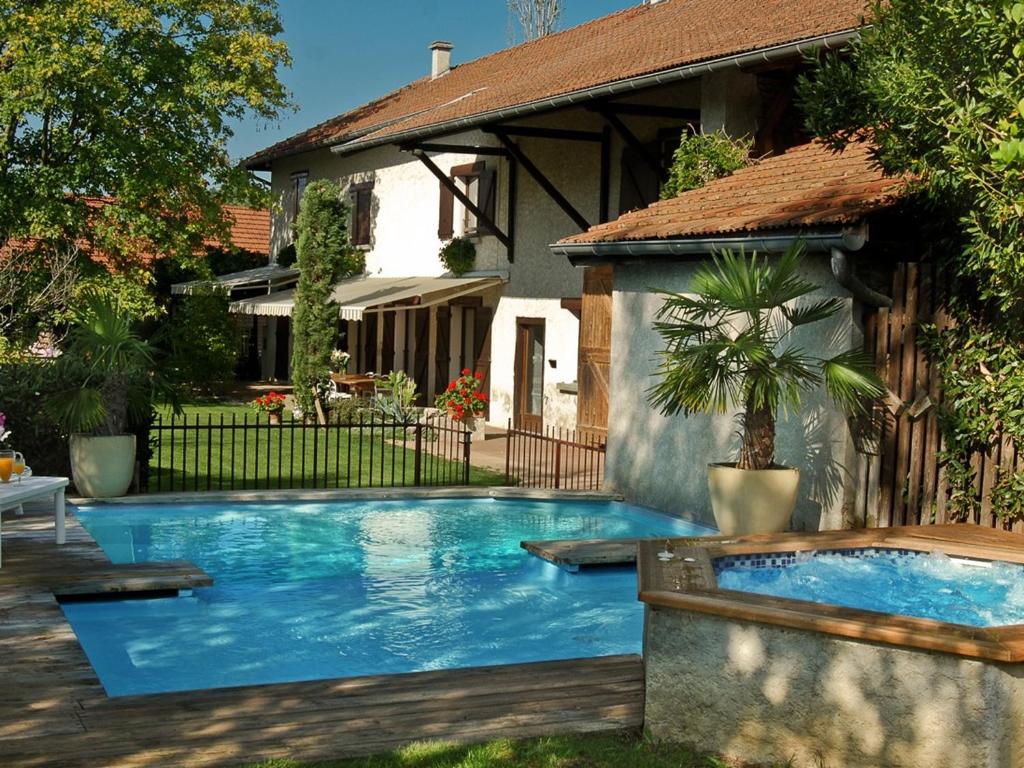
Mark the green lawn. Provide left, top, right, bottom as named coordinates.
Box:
left=148, top=402, right=505, bottom=492
left=244, top=733, right=757, bottom=768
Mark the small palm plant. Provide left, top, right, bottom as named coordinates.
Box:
left=48, top=293, right=175, bottom=436
left=648, top=243, right=884, bottom=471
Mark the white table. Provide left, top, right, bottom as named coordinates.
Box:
left=0, top=476, right=69, bottom=567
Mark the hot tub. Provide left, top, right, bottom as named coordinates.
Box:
left=637, top=526, right=1024, bottom=768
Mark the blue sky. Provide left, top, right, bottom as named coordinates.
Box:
left=228, top=0, right=636, bottom=162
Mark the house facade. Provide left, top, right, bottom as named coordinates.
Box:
left=241, top=0, right=870, bottom=440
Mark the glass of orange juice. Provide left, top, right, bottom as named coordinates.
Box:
left=12, top=452, right=25, bottom=483
left=0, top=450, right=13, bottom=483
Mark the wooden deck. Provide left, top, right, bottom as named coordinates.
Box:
left=0, top=503, right=643, bottom=767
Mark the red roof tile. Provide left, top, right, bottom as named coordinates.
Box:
left=559, top=140, right=910, bottom=244
left=246, top=0, right=870, bottom=168
left=217, top=205, right=270, bottom=255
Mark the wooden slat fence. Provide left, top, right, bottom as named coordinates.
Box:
left=147, top=414, right=472, bottom=493
left=504, top=420, right=606, bottom=490
left=858, top=261, right=1024, bottom=533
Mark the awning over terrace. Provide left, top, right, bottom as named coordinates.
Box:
left=227, top=274, right=503, bottom=321
left=171, top=264, right=300, bottom=295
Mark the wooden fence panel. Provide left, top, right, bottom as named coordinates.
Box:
left=864, top=261, right=1023, bottom=533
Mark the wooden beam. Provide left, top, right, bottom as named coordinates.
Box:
left=594, top=102, right=701, bottom=121
left=599, top=126, right=611, bottom=224
left=410, top=149, right=513, bottom=250
left=484, top=125, right=605, bottom=143
left=595, top=109, right=664, bottom=179
left=506, top=154, right=517, bottom=263
left=560, top=298, right=582, bottom=318
left=492, top=131, right=591, bottom=232
left=402, top=141, right=510, bottom=157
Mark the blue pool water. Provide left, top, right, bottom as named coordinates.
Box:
left=715, top=548, right=1024, bottom=628
left=64, top=497, right=712, bottom=696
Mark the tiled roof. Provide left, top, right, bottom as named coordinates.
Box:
left=245, top=0, right=870, bottom=168
left=217, top=205, right=270, bottom=255
left=559, top=140, right=910, bottom=244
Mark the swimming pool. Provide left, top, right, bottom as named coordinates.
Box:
left=715, top=548, right=1024, bottom=627
left=64, top=497, right=713, bottom=696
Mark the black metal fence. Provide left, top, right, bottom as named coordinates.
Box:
left=504, top=420, right=606, bottom=490
left=147, top=414, right=473, bottom=493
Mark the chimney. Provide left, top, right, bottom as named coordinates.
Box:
left=430, top=41, right=453, bottom=80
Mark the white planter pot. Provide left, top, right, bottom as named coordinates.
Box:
left=69, top=434, right=136, bottom=498
left=462, top=415, right=488, bottom=443
left=707, top=462, right=800, bottom=536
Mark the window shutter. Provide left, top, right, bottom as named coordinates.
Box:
left=438, top=181, right=454, bottom=239
left=477, top=168, right=497, bottom=235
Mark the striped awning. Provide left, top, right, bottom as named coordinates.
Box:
left=228, top=275, right=503, bottom=320
left=171, top=264, right=300, bottom=295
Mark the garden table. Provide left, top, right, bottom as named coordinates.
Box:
left=0, top=476, right=68, bottom=568
left=330, top=373, right=377, bottom=397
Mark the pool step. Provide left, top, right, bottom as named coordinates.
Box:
left=52, top=561, right=213, bottom=598
left=521, top=535, right=734, bottom=570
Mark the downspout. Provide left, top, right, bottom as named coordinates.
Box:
left=830, top=247, right=893, bottom=308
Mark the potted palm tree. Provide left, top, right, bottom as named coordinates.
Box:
left=648, top=243, right=884, bottom=535
left=47, top=294, right=176, bottom=498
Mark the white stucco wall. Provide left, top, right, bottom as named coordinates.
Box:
left=606, top=255, right=863, bottom=531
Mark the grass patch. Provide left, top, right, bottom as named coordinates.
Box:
left=148, top=402, right=505, bottom=492
left=243, top=732, right=753, bottom=768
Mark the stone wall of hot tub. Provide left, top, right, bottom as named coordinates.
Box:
left=644, top=605, right=1024, bottom=768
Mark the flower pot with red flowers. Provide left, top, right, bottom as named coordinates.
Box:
left=435, top=369, right=489, bottom=441
left=251, top=391, right=287, bottom=425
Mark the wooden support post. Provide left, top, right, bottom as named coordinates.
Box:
left=491, top=131, right=591, bottom=232
left=596, top=109, right=663, bottom=179
left=409, top=150, right=513, bottom=249
left=506, top=154, right=517, bottom=263
left=599, top=126, right=611, bottom=224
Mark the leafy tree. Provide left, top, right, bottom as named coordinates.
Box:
left=166, top=285, right=241, bottom=390
left=798, top=0, right=1024, bottom=519
left=660, top=131, right=752, bottom=200
left=290, top=180, right=364, bottom=415
left=0, top=0, right=290, bottom=346
left=648, top=244, right=884, bottom=470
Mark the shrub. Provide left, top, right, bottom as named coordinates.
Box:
left=0, top=359, right=75, bottom=477
left=328, top=396, right=371, bottom=425
left=660, top=131, right=752, bottom=200
left=439, top=237, right=476, bottom=276
left=165, top=285, right=241, bottom=390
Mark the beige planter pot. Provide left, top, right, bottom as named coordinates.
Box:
left=461, top=414, right=488, bottom=442
left=69, top=434, right=136, bottom=498
left=707, top=462, right=799, bottom=536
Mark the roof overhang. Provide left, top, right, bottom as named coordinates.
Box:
left=171, top=264, right=300, bottom=296
left=228, top=275, right=504, bottom=320
left=551, top=226, right=868, bottom=267
left=324, top=29, right=861, bottom=158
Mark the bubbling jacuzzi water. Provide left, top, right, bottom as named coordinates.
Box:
left=714, top=548, right=1024, bottom=627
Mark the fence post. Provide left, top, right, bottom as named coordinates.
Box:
left=463, top=428, right=472, bottom=485
left=414, top=423, right=423, bottom=486
left=554, top=437, right=562, bottom=490
left=505, top=418, right=512, bottom=485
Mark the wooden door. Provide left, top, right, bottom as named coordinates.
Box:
left=514, top=319, right=545, bottom=431
left=576, top=267, right=613, bottom=439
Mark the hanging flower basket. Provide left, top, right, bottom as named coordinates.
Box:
left=435, top=370, right=487, bottom=439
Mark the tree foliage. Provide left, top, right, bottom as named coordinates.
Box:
left=166, top=286, right=241, bottom=390
left=290, top=180, right=364, bottom=415
left=798, top=0, right=1024, bottom=519
left=0, top=0, right=290, bottom=344
left=660, top=131, right=752, bottom=200
left=648, top=244, right=884, bottom=471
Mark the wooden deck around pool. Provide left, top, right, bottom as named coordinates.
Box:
left=0, top=504, right=643, bottom=768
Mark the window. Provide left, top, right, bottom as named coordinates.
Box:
left=349, top=181, right=374, bottom=246
left=438, top=161, right=496, bottom=240
left=290, top=171, right=309, bottom=219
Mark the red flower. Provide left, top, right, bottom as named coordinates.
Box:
left=474, top=372, right=482, bottom=380
left=462, top=368, right=471, bottom=376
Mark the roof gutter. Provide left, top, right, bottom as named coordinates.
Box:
left=551, top=225, right=893, bottom=307
left=329, top=28, right=862, bottom=157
